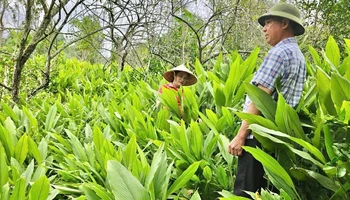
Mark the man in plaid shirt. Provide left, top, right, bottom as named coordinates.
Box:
left=228, top=2, right=306, bottom=198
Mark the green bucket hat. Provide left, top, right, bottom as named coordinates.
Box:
left=258, top=2, right=305, bottom=36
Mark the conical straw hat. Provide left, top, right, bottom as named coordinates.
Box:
left=163, top=64, right=197, bottom=86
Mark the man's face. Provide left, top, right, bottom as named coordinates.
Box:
left=173, top=71, right=188, bottom=88
left=262, top=17, right=285, bottom=46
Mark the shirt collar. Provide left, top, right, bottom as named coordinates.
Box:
left=275, top=37, right=297, bottom=47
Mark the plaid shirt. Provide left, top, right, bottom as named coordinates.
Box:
left=244, top=37, right=306, bottom=138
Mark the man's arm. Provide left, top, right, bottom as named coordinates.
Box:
left=228, top=84, right=272, bottom=156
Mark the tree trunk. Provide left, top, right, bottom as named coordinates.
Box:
left=0, top=0, right=7, bottom=46
left=12, top=57, right=26, bottom=103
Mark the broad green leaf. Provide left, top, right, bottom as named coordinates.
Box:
left=159, top=87, right=181, bottom=117
left=1, top=103, right=19, bottom=123
left=241, top=47, right=260, bottom=80
left=290, top=167, right=339, bottom=192
left=251, top=125, right=290, bottom=152
left=287, top=137, right=325, bottom=163
left=224, top=58, right=241, bottom=105
left=1, top=183, right=10, bottom=200
left=183, top=87, right=199, bottom=120
left=250, top=124, right=326, bottom=164
left=145, top=144, right=168, bottom=198
left=190, top=190, right=201, bottom=200
left=338, top=56, right=350, bottom=78
left=93, top=126, right=104, bottom=151
left=203, top=131, right=218, bottom=158
left=155, top=109, right=170, bottom=131
left=275, top=94, right=292, bottom=134
left=221, top=107, right=234, bottom=127
left=29, top=176, right=50, bottom=200
left=10, top=178, right=26, bottom=200
left=205, top=81, right=214, bottom=98
left=206, top=109, right=218, bottom=125
left=190, top=121, right=203, bottom=160
left=81, top=185, right=101, bottom=200
left=234, top=111, right=278, bottom=131
left=50, top=184, right=81, bottom=194
left=275, top=93, right=306, bottom=140
left=311, top=109, right=323, bottom=148
left=279, top=189, right=292, bottom=200
left=136, top=143, right=150, bottom=171
left=194, top=59, right=206, bottom=83
left=10, top=158, right=22, bottom=182
left=203, top=166, right=212, bottom=181
left=264, top=170, right=299, bottom=200
left=243, top=146, right=298, bottom=199
left=65, top=129, right=88, bottom=162
left=308, top=45, right=322, bottom=67
left=23, top=107, right=39, bottom=134
left=107, top=160, right=150, bottom=200
left=232, top=80, right=248, bottom=107
left=207, top=71, right=224, bottom=84
left=323, top=125, right=336, bottom=160
left=216, top=115, right=228, bottom=133
left=325, top=35, right=340, bottom=67
left=316, top=69, right=337, bottom=115
left=198, top=112, right=219, bottom=135
left=306, top=61, right=315, bottom=78
left=175, top=120, right=194, bottom=160
left=217, top=165, right=229, bottom=189
left=28, top=136, right=42, bottom=164
left=45, top=104, right=57, bottom=131
left=166, top=161, right=200, bottom=196
left=244, top=82, right=276, bottom=121
left=214, top=52, right=223, bottom=72
left=218, top=135, right=233, bottom=166
left=330, top=182, right=350, bottom=200
left=0, top=124, right=14, bottom=158
left=330, top=73, right=350, bottom=111
left=288, top=148, right=324, bottom=168
left=4, top=117, right=17, bottom=145
left=38, top=138, right=48, bottom=161
left=32, top=166, right=47, bottom=182
left=85, top=144, right=96, bottom=168
left=82, top=183, right=113, bottom=200
left=0, top=145, right=8, bottom=188
left=97, top=105, right=119, bottom=132
left=123, top=134, right=137, bottom=170
left=84, top=124, right=93, bottom=141
left=213, top=82, right=225, bottom=106
left=14, top=134, right=28, bottom=165
left=345, top=39, right=350, bottom=55
left=22, top=160, right=34, bottom=186
left=340, top=101, right=350, bottom=123
left=161, top=161, right=174, bottom=200
left=218, top=190, right=250, bottom=199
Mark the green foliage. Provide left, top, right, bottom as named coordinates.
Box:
left=68, top=16, right=105, bottom=63
left=298, top=0, right=350, bottom=48
left=0, top=35, right=350, bottom=200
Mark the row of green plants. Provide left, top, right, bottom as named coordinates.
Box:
left=0, top=36, right=349, bottom=200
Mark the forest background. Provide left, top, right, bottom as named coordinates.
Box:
left=0, top=0, right=350, bottom=199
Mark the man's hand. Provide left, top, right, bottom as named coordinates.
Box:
left=228, top=84, right=271, bottom=156
left=228, top=135, right=246, bottom=156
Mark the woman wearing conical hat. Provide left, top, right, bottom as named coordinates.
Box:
left=157, top=64, right=197, bottom=118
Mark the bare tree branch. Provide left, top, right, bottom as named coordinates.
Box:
left=0, top=83, right=12, bottom=91
left=172, top=14, right=203, bottom=62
